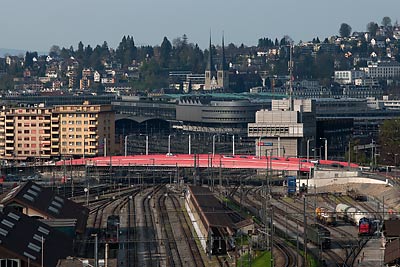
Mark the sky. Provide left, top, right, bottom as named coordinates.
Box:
left=1, top=0, right=400, bottom=53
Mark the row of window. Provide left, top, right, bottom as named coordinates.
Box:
left=202, top=117, right=248, bottom=121
left=17, top=123, right=49, bottom=127
left=61, top=121, right=88, bottom=125
left=203, top=110, right=248, bottom=114
left=61, top=113, right=96, bottom=118
left=248, top=126, right=290, bottom=134
left=16, top=130, right=45, bottom=134
left=61, top=142, right=83, bottom=146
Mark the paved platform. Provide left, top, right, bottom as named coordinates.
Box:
left=356, top=237, right=385, bottom=266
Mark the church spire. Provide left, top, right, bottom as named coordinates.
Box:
left=206, top=33, right=214, bottom=71
left=221, top=33, right=228, bottom=71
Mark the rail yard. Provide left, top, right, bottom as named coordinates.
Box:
left=0, top=155, right=399, bottom=267
left=70, top=180, right=395, bottom=267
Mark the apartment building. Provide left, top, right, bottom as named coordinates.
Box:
left=51, top=101, right=115, bottom=158
left=0, top=102, right=115, bottom=160
left=365, top=61, right=400, bottom=79
left=0, top=104, right=52, bottom=160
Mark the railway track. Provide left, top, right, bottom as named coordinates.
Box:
left=229, top=186, right=303, bottom=266
left=274, top=237, right=301, bottom=267
left=158, top=190, right=183, bottom=266
left=134, top=185, right=163, bottom=267
left=169, top=194, right=205, bottom=267
left=89, top=187, right=138, bottom=229
left=244, top=187, right=365, bottom=267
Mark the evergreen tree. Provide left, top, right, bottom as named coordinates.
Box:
left=339, top=23, right=352, bottom=37
left=160, top=36, right=172, bottom=68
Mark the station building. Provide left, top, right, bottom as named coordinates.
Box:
left=248, top=99, right=316, bottom=158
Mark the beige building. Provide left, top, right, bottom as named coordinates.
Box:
left=52, top=101, right=115, bottom=158
left=0, top=102, right=115, bottom=160
left=0, top=104, right=52, bottom=160
left=248, top=99, right=316, bottom=158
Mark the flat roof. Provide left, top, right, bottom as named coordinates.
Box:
left=188, top=186, right=234, bottom=229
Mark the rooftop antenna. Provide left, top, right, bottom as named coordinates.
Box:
left=289, top=44, right=293, bottom=111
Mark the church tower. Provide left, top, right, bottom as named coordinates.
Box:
left=204, top=34, right=230, bottom=91
left=204, top=36, right=217, bottom=90
left=217, top=35, right=229, bottom=90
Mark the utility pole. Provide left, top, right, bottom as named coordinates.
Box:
left=303, top=197, right=307, bottom=266
left=124, top=135, right=128, bottom=157
left=348, top=141, right=351, bottom=168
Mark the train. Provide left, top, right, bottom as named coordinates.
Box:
left=347, top=189, right=368, bottom=202
left=315, top=207, right=337, bottom=226
left=306, top=224, right=331, bottom=249
left=105, top=215, right=120, bottom=243
left=358, top=217, right=377, bottom=235
left=335, top=203, right=377, bottom=235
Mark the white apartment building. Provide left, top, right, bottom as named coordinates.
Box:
left=334, top=70, right=365, bottom=85
left=365, top=61, right=400, bottom=79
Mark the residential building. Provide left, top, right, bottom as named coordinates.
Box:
left=51, top=101, right=115, bottom=158
left=0, top=104, right=52, bottom=160
left=334, top=70, right=365, bottom=85
left=365, top=61, right=400, bottom=79
left=0, top=102, right=115, bottom=160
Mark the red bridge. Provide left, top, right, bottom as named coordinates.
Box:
left=56, top=154, right=358, bottom=172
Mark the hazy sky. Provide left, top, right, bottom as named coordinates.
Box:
left=2, top=0, right=400, bottom=52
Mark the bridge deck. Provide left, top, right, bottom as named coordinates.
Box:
left=56, top=154, right=358, bottom=172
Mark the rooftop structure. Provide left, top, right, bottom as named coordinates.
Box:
left=0, top=206, right=73, bottom=267
left=0, top=181, right=89, bottom=234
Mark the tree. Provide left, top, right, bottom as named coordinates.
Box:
left=382, top=16, right=392, bottom=27
left=379, top=118, right=400, bottom=165
left=49, top=45, right=61, bottom=57
left=339, top=23, right=352, bottom=37
left=366, top=22, right=379, bottom=37
left=159, top=37, right=172, bottom=67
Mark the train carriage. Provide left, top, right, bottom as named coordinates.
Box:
left=307, top=224, right=331, bottom=249
left=315, top=207, right=337, bottom=226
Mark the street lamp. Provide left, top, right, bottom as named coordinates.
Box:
left=232, top=134, right=235, bottom=156
left=103, top=137, right=107, bottom=157
left=124, top=135, right=128, bottom=157
left=168, top=134, right=172, bottom=155
left=275, top=135, right=281, bottom=157
left=257, top=136, right=268, bottom=159
left=320, top=138, right=327, bottom=160
left=307, top=138, right=314, bottom=161
left=84, top=187, right=89, bottom=206
left=188, top=134, right=191, bottom=155
left=145, top=135, right=149, bottom=155
left=371, top=139, right=376, bottom=168
left=91, top=233, right=98, bottom=267
left=212, top=135, right=216, bottom=157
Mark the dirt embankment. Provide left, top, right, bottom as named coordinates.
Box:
left=319, top=183, right=400, bottom=211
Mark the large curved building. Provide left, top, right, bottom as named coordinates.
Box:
left=175, top=96, right=263, bottom=134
